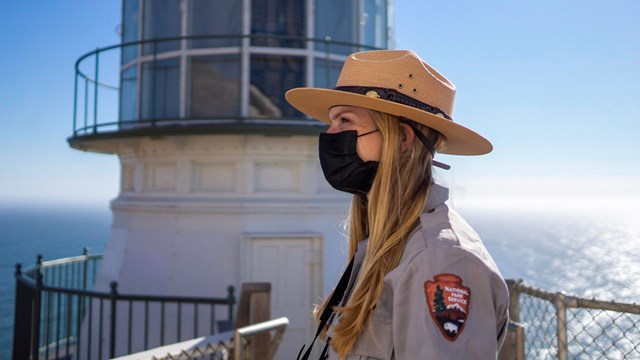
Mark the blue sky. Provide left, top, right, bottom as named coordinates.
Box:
left=394, top=1, right=640, bottom=212
left=1, top=1, right=638, bottom=211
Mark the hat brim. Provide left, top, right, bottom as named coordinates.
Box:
left=285, top=88, right=492, bottom=155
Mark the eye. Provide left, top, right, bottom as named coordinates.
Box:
left=340, top=117, right=350, bottom=124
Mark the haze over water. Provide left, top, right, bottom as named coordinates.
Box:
left=465, top=206, right=640, bottom=303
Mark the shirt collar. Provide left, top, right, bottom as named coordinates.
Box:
left=425, top=182, right=450, bottom=211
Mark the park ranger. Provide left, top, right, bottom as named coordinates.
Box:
left=287, top=49, right=509, bottom=359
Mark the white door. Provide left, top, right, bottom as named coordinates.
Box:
left=243, top=235, right=322, bottom=360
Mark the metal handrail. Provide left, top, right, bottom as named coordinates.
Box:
left=71, top=34, right=379, bottom=140
left=74, top=34, right=379, bottom=77
left=234, top=317, right=289, bottom=360
left=509, top=279, right=640, bottom=314
left=13, top=249, right=236, bottom=360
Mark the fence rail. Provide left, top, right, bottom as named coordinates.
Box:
left=71, top=34, right=379, bottom=141
left=507, top=279, right=640, bottom=359
left=15, top=252, right=640, bottom=359
left=12, top=249, right=236, bottom=360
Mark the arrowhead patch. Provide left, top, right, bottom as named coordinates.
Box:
left=424, top=274, right=470, bottom=341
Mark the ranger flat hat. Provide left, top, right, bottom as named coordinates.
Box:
left=285, top=50, right=492, bottom=155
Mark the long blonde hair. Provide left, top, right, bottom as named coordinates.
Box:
left=315, top=110, right=444, bottom=358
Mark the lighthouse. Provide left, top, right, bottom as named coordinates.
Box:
left=69, top=0, right=391, bottom=358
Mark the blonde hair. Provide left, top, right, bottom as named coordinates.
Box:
left=315, top=110, right=445, bottom=358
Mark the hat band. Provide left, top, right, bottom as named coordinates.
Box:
left=334, top=86, right=453, bottom=121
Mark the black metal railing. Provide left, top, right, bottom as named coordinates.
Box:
left=70, top=34, right=380, bottom=143
left=12, top=248, right=236, bottom=360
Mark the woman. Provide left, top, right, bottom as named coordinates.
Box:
left=286, top=50, right=509, bottom=359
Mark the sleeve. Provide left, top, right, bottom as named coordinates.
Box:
left=391, top=247, right=509, bottom=359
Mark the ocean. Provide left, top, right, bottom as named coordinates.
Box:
left=1, top=201, right=638, bottom=359
left=465, top=205, right=640, bottom=303
left=0, top=202, right=110, bottom=360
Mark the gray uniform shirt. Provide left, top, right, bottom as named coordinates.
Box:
left=326, top=183, right=509, bottom=359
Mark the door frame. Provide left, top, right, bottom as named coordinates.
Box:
left=239, top=232, right=324, bottom=359
left=239, top=231, right=323, bottom=311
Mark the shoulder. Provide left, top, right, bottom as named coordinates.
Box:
left=399, top=203, right=501, bottom=272
left=387, top=211, right=509, bottom=329
left=386, top=202, right=507, bottom=303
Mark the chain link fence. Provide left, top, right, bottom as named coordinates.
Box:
left=149, top=341, right=232, bottom=360
left=507, top=280, right=640, bottom=359
left=114, top=317, right=288, bottom=360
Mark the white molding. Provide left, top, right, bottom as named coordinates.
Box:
left=110, top=196, right=348, bottom=215
left=110, top=134, right=346, bottom=204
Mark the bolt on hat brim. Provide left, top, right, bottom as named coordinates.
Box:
left=285, top=87, right=493, bottom=156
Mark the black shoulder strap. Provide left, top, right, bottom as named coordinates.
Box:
left=297, top=256, right=355, bottom=360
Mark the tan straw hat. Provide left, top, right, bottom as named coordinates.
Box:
left=285, top=50, right=492, bottom=155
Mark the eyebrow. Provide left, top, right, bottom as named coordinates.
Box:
left=328, top=108, right=354, bottom=121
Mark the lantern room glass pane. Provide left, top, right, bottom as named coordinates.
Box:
left=251, top=0, right=305, bottom=48
left=141, top=58, right=180, bottom=120
left=122, top=0, right=140, bottom=63
left=190, top=55, right=241, bottom=118
left=315, top=0, right=388, bottom=53
left=363, top=0, right=387, bottom=49
left=188, top=0, right=242, bottom=48
left=314, top=59, right=343, bottom=89
left=143, top=0, right=181, bottom=55
left=120, top=65, right=138, bottom=121
left=250, top=55, right=305, bottom=118
left=315, top=0, right=357, bottom=55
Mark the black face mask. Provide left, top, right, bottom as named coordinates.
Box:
left=318, top=130, right=379, bottom=196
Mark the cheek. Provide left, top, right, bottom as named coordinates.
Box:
left=356, top=137, right=383, bottom=162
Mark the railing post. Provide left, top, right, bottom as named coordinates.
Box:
left=109, top=281, right=118, bottom=359
left=36, top=254, right=43, bottom=286
left=31, top=270, right=43, bottom=360
left=233, top=283, right=271, bottom=360
left=510, top=279, right=525, bottom=360
left=35, top=254, right=43, bottom=359
left=324, top=36, right=332, bottom=87
left=12, top=264, right=29, bottom=360
left=507, top=280, right=521, bottom=323
left=152, top=38, right=157, bottom=126
left=234, top=330, right=245, bottom=360
left=84, top=76, right=89, bottom=132
left=227, top=285, right=236, bottom=324
left=555, top=291, right=568, bottom=360
left=93, top=47, right=100, bottom=133
left=73, top=72, right=78, bottom=136
left=83, top=247, right=89, bottom=290
left=500, top=279, right=526, bottom=360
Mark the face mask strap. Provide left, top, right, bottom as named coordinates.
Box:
left=399, top=117, right=451, bottom=170
left=357, top=129, right=380, bottom=138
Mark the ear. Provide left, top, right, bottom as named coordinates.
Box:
left=399, top=122, right=415, bottom=151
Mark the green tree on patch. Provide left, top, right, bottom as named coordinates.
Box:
left=433, top=285, right=446, bottom=312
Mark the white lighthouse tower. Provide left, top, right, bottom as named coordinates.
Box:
left=69, top=1, right=391, bottom=358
